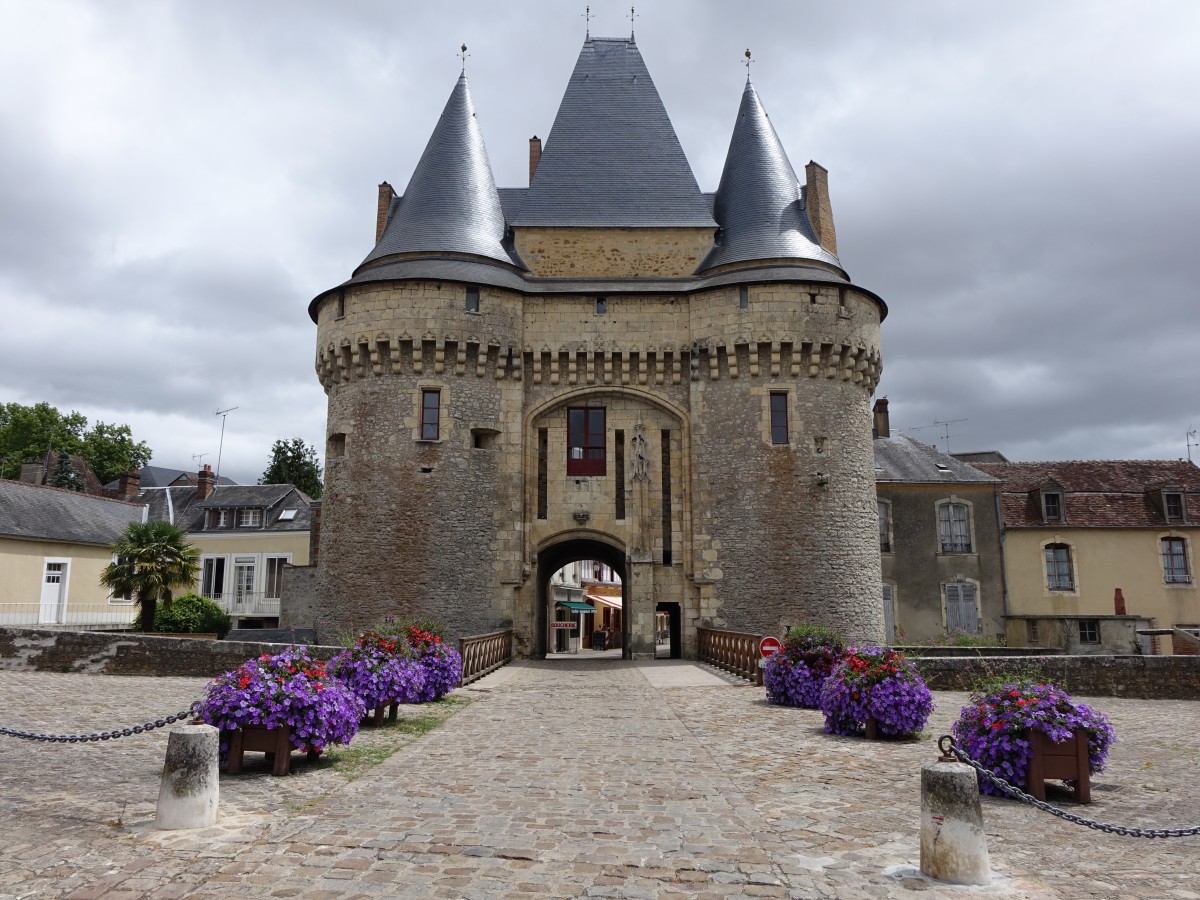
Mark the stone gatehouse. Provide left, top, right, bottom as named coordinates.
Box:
left=306, top=36, right=888, bottom=658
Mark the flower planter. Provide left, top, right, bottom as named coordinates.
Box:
left=224, top=724, right=320, bottom=777
left=363, top=701, right=400, bottom=726
left=1025, top=727, right=1091, bottom=804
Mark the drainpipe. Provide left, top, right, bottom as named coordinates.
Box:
left=994, top=481, right=1009, bottom=620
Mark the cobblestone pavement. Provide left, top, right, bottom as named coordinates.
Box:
left=0, top=662, right=1197, bottom=899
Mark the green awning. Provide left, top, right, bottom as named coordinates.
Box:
left=556, top=601, right=595, bottom=612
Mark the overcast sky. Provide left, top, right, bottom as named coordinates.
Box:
left=2, top=1, right=1198, bottom=485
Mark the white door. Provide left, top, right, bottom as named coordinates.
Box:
left=39, top=560, right=68, bottom=624
left=233, top=556, right=257, bottom=612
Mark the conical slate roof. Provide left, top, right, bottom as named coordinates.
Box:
left=512, top=38, right=715, bottom=228
left=700, top=80, right=840, bottom=271
left=361, top=74, right=513, bottom=267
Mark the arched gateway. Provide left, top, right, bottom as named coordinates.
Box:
left=306, top=34, right=888, bottom=656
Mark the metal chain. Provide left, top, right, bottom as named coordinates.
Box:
left=0, top=709, right=194, bottom=743
left=939, top=735, right=1200, bottom=838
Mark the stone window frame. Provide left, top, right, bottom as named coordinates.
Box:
left=877, top=499, right=894, bottom=554
left=881, top=580, right=898, bottom=642
left=1160, top=534, right=1193, bottom=586
left=1042, top=539, right=1078, bottom=594
left=934, top=497, right=975, bottom=554
left=465, top=284, right=480, bottom=314
left=768, top=391, right=789, bottom=445
left=941, top=577, right=981, bottom=635
left=414, top=384, right=448, bottom=443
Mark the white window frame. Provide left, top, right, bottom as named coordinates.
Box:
left=1043, top=541, right=1076, bottom=592
left=238, top=508, right=263, bottom=528
left=264, top=554, right=292, bottom=600
left=935, top=498, right=974, bottom=554
left=200, top=555, right=228, bottom=601
left=107, top=553, right=134, bottom=604
left=1161, top=535, right=1193, bottom=585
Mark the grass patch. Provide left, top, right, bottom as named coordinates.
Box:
left=324, top=695, right=471, bottom=781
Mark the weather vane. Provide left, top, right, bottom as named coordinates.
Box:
left=583, top=5, right=592, bottom=39
left=457, top=42, right=469, bottom=74
left=628, top=6, right=638, bottom=39
left=743, top=48, right=753, bottom=80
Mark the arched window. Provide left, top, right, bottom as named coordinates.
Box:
left=937, top=501, right=972, bottom=553
left=1162, top=537, right=1192, bottom=584
left=1044, top=543, right=1075, bottom=591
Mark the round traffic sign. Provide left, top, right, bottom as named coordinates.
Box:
left=759, top=636, right=782, bottom=658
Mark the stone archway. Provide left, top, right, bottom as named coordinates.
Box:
left=536, top=536, right=628, bottom=659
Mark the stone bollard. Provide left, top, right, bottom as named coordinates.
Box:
left=156, top=724, right=219, bottom=830
left=920, top=759, right=990, bottom=885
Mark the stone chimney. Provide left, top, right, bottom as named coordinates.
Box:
left=872, top=398, right=890, bottom=439
left=376, top=181, right=396, bottom=244
left=117, top=469, right=141, bottom=501
left=19, top=462, right=46, bottom=484
left=1114, top=588, right=1127, bottom=616
left=196, top=464, right=216, bottom=501
left=529, top=136, right=542, bottom=185
left=804, top=161, right=838, bottom=256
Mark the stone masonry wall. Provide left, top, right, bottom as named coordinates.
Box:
left=0, top=627, right=341, bottom=678
left=914, top=654, right=1200, bottom=700
left=312, top=268, right=885, bottom=654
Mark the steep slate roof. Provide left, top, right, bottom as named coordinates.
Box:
left=103, top=466, right=236, bottom=490
left=360, top=75, right=515, bottom=269
left=136, top=484, right=312, bottom=532
left=974, top=460, right=1200, bottom=528
left=511, top=38, right=715, bottom=228
left=700, top=80, right=840, bottom=272
left=0, top=480, right=145, bottom=545
left=874, top=434, right=999, bottom=484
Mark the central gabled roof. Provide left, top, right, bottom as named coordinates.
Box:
left=512, top=37, right=716, bottom=229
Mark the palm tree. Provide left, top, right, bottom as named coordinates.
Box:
left=101, top=521, right=200, bottom=633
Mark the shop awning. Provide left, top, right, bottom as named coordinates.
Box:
left=557, top=600, right=595, bottom=613
left=587, top=593, right=622, bottom=609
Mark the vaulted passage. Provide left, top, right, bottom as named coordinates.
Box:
left=536, top=538, right=627, bottom=659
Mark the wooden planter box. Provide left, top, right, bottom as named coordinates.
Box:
left=363, top=701, right=400, bottom=726
left=225, top=724, right=319, bottom=777
left=1025, top=728, right=1091, bottom=804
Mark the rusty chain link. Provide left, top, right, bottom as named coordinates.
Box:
left=0, top=709, right=194, bottom=743
left=939, top=735, right=1200, bottom=838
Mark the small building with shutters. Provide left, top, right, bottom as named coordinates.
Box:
left=872, top=403, right=1005, bottom=643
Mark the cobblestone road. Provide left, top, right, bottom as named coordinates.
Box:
left=0, top=661, right=1197, bottom=898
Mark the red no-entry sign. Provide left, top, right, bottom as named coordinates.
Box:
left=759, top=636, right=782, bottom=658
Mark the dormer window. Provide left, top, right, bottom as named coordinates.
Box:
left=239, top=509, right=263, bottom=528
left=1165, top=492, right=1186, bottom=523
left=1042, top=491, right=1063, bottom=522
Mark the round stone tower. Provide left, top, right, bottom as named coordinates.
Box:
left=308, top=36, right=887, bottom=657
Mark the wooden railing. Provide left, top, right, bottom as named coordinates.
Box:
left=697, top=627, right=766, bottom=685
left=458, top=629, right=514, bottom=686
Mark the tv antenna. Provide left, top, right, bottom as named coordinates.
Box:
left=214, top=407, right=239, bottom=481
left=907, top=418, right=968, bottom=454
left=1188, top=427, right=1197, bottom=464
left=192, top=452, right=209, bottom=468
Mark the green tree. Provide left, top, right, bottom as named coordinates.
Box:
left=259, top=437, right=323, bottom=498
left=79, top=421, right=152, bottom=484
left=100, top=522, right=200, bottom=634
left=0, top=402, right=87, bottom=479
left=47, top=450, right=84, bottom=491
left=0, top=402, right=152, bottom=483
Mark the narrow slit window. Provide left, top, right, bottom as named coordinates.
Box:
left=465, top=284, right=480, bottom=313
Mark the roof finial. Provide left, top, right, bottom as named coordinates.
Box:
left=628, top=6, right=638, bottom=39
left=743, top=48, right=753, bottom=82
left=583, top=5, right=592, bottom=39
left=458, top=43, right=470, bottom=74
